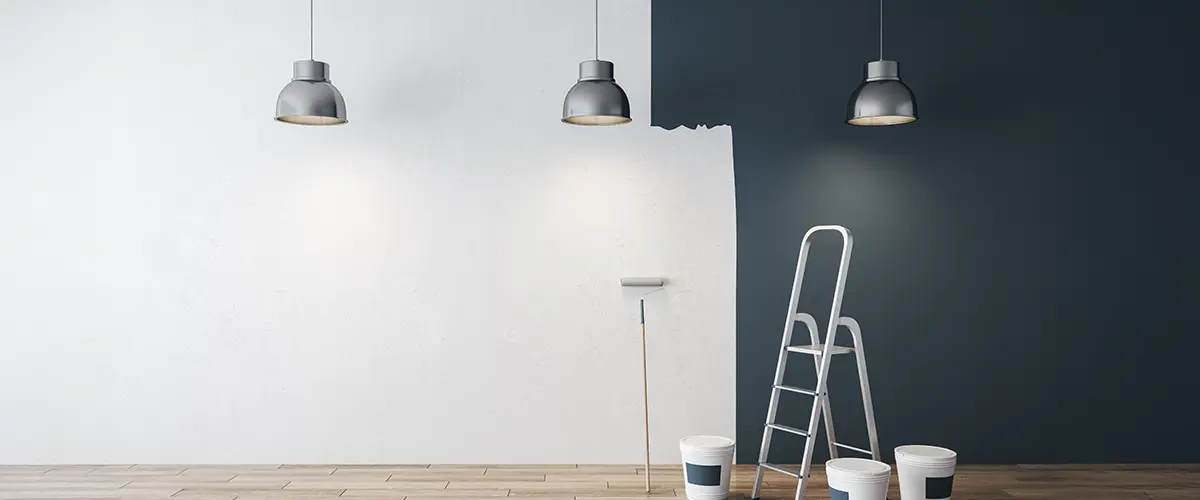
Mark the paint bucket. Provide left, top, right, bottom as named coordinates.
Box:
left=825, top=458, right=891, bottom=500
left=679, top=435, right=735, bottom=500
left=895, top=445, right=957, bottom=500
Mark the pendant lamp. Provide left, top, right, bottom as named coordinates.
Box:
left=276, top=0, right=347, bottom=125
left=847, top=0, right=916, bottom=126
left=562, top=0, right=631, bottom=126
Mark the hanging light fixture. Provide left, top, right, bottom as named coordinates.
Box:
left=562, top=0, right=631, bottom=126
left=276, top=0, right=346, bottom=125
left=847, top=0, right=916, bottom=126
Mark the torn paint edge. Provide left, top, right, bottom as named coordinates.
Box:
left=650, top=123, right=733, bottom=132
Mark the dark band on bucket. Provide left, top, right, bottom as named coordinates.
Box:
left=925, top=475, right=954, bottom=499
left=684, top=463, right=722, bottom=486
left=829, top=488, right=849, bottom=500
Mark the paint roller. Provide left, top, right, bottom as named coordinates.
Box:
left=621, top=277, right=665, bottom=492
left=620, top=277, right=665, bottom=287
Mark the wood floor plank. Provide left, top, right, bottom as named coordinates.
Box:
left=386, top=469, right=489, bottom=480
left=559, top=487, right=678, bottom=498
left=341, top=496, right=481, bottom=500
left=168, top=491, right=238, bottom=500
left=1146, top=488, right=1199, bottom=500
left=1012, top=470, right=1200, bottom=488
left=223, top=489, right=346, bottom=500
left=543, top=473, right=642, bottom=481
left=575, top=466, right=641, bottom=474
left=0, top=467, right=53, bottom=475
left=1003, top=487, right=1151, bottom=499
left=1018, top=464, right=1200, bottom=471
left=99, top=475, right=236, bottom=484
left=393, top=497, right=514, bottom=500
left=344, top=489, right=509, bottom=497
left=0, top=481, right=131, bottom=491
left=496, top=497, right=574, bottom=500
left=40, top=468, right=101, bottom=477
left=428, top=465, right=574, bottom=470
left=228, top=467, right=338, bottom=478
left=471, top=465, right=578, bottom=470
left=333, top=467, right=436, bottom=474
left=453, top=480, right=606, bottom=491
left=329, top=464, right=431, bottom=469
left=0, top=494, right=178, bottom=500
left=509, top=486, right=676, bottom=497
left=317, top=472, right=394, bottom=482
left=286, top=479, right=448, bottom=490
left=119, top=480, right=287, bottom=490
left=88, top=472, right=234, bottom=482
left=96, top=467, right=184, bottom=476
left=0, top=488, right=183, bottom=499
left=481, top=469, right=547, bottom=480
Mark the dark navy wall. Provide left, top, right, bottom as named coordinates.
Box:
left=652, top=0, right=1200, bottom=463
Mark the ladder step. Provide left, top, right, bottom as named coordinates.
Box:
left=766, top=423, right=810, bottom=437
left=760, top=463, right=802, bottom=478
left=786, top=343, right=854, bottom=356
left=774, top=384, right=817, bottom=396
left=833, top=442, right=873, bottom=455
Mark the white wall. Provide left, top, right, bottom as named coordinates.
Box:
left=0, top=0, right=735, bottom=464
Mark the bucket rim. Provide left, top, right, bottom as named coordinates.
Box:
left=679, top=435, right=736, bottom=453
left=825, top=458, right=891, bottom=482
left=894, top=444, right=957, bottom=466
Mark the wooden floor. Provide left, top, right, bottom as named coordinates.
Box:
left=0, top=464, right=1196, bottom=500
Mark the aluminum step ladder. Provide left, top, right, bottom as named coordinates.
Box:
left=750, top=225, right=881, bottom=500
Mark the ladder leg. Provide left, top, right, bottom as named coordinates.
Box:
left=751, top=427, right=770, bottom=499
left=839, top=317, right=881, bottom=461
left=796, top=226, right=854, bottom=500
left=753, top=316, right=794, bottom=500
left=752, top=326, right=797, bottom=499
left=796, top=332, right=839, bottom=500
left=753, top=232, right=815, bottom=500
left=815, top=361, right=839, bottom=460
left=797, top=313, right=838, bottom=460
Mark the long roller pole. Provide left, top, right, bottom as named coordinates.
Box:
left=640, top=298, right=651, bottom=492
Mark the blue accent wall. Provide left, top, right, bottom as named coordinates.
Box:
left=652, top=0, right=1200, bottom=463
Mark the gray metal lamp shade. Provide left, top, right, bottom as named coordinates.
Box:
left=847, top=60, right=916, bottom=126
left=276, top=60, right=347, bottom=125
left=562, top=60, right=631, bottom=126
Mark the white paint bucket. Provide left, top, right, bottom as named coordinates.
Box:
left=825, top=458, right=891, bottom=500
left=895, top=445, right=957, bottom=500
left=679, top=435, right=735, bottom=500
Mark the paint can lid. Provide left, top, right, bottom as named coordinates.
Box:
left=826, top=458, right=892, bottom=481
left=679, top=435, right=735, bottom=454
left=894, top=445, right=958, bottom=466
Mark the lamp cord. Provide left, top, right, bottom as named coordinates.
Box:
left=310, top=0, right=314, bottom=60
left=878, top=0, right=883, bottom=60
left=594, top=0, right=599, bottom=60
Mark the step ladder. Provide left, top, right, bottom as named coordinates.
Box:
left=750, top=225, right=881, bottom=500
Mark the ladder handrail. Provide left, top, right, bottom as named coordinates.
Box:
left=802, top=224, right=852, bottom=244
